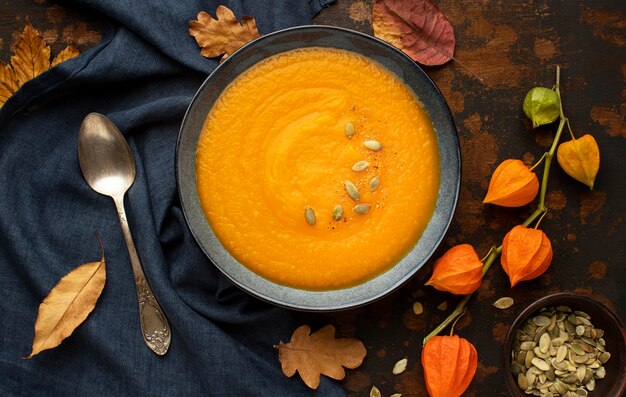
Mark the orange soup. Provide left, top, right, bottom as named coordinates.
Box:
left=196, top=47, right=440, bottom=290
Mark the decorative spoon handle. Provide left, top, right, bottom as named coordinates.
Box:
left=113, top=195, right=171, bottom=356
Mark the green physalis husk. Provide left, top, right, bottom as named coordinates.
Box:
left=523, top=87, right=560, bottom=128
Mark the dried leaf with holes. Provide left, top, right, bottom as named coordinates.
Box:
left=276, top=325, right=366, bottom=389
left=189, top=5, right=260, bottom=62
left=425, top=244, right=483, bottom=295
left=422, top=335, right=478, bottom=397
left=501, top=225, right=553, bottom=287
left=0, top=22, right=79, bottom=108
left=557, top=134, right=600, bottom=189
left=372, top=0, right=455, bottom=66
left=483, top=159, right=539, bottom=207
left=27, top=238, right=106, bottom=358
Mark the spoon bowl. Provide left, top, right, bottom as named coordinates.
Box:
left=78, top=114, right=135, bottom=197
left=78, top=113, right=171, bottom=355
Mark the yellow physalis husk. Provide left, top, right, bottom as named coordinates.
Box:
left=556, top=134, right=600, bottom=189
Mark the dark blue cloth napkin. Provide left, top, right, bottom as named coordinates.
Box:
left=0, top=1, right=343, bottom=395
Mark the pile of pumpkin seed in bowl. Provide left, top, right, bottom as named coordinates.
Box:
left=511, top=305, right=611, bottom=396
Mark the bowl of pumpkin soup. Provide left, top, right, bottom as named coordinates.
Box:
left=176, top=26, right=460, bottom=310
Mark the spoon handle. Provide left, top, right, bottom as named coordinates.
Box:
left=113, top=195, right=171, bottom=356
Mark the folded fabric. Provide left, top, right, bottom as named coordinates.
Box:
left=0, top=0, right=344, bottom=395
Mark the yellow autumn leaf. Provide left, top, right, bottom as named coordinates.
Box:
left=51, top=45, right=80, bottom=68
left=27, top=240, right=106, bottom=358
left=0, top=62, right=19, bottom=106
left=189, top=5, right=260, bottom=62
left=0, top=22, right=80, bottom=109
left=556, top=134, right=600, bottom=189
left=11, top=21, right=51, bottom=87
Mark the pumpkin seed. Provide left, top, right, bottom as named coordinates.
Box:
left=556, top=345, right=568, bottom=362
left=533, top=315, right=551, bottom=327
left=598, top=351, right=610, bottom=364
left=363, top=140, right=383, bottom=151
left=352, top=160, right=370, bottom=172
left=354, top=203, right=371, bottom=215
left=369, top=176, right=380, bottom=191
left=412, top=301, right=423, bottom=315
left=595, top=366, right=606, bottom=379
left=518, top=373, right=529, bottom=390
left=511, top=306, right=613, bottom=396
left=344, top=181, right=360, bottom=201
left=532, top=358, right=551, bottom=371
left=392, top=358, right=408, bottom=375
left=493, top=297, right=514, bottom=309
left=304, top=207, right=316, bottom=225
left=370, top=385, right=381, bottom=397
left=539, top=333, right=551, bottom=353
left=344, top=122, right=355, bottom=138
left=332, top=205, right=343, bottom=221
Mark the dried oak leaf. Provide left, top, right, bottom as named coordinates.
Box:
left=189, top=5, right=260, bottom=62
left=276, top=325, right=366, bottom=389
left=27, top=238, right=106, bottom=358
left=372, top=0, right=455, bottom=66
left=0, top=21, right=80, bottom=109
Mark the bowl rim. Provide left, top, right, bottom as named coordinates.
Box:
left=502, top=291, right=626, bottom=396
left=175, top=25, right=461, bottom=311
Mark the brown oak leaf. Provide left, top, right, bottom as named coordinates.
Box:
left=276, top=325, right=366, bottom=389
left=26, top=237, right=106, bottom=358
left=189, top=5, right=260, bottom=62
left=0, top=21, right=80, bottom=109
left=372, top=0, right=455, bottom=66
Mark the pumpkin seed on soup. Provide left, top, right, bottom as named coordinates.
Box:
left=332, top=205, right=343, bottom=221
left=369, top=176, right=380, bottom=191
left=363, top=140, right=383, bottom=151
left=344, top=122, right=355, bottom=138
left=354, top=203, right=370, bottom=215
left=352, top=160, right=369, bottom=172
left=304, top=207, right=316, bottom=225
left=344, top=181, right=360, bottom=201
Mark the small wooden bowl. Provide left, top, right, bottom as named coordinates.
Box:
left=503, top=292, right=626, bottom=396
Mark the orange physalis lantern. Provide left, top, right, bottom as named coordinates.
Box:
left=422, top=335, right=478, bottom=397
left=501, top=225, right=553, bottom=287
left=483, top=159, right=539, bottom=207
left=425, top=244, right=483, bottom=295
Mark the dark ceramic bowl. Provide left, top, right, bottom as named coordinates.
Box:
left=176, top=26, right=460, bottom=311
left=503, top=292, right=626, bottom=396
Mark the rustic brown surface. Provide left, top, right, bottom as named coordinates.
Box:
left=2, top=0, right=625, bottom=396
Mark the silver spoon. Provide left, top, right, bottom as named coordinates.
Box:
left=78, top=112, right=171, bottom=356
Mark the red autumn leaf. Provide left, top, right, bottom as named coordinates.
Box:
left=372, top=0, right=455, bottom=66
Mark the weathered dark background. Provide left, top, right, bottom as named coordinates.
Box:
left=2, top=0, right=624, bottom=395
